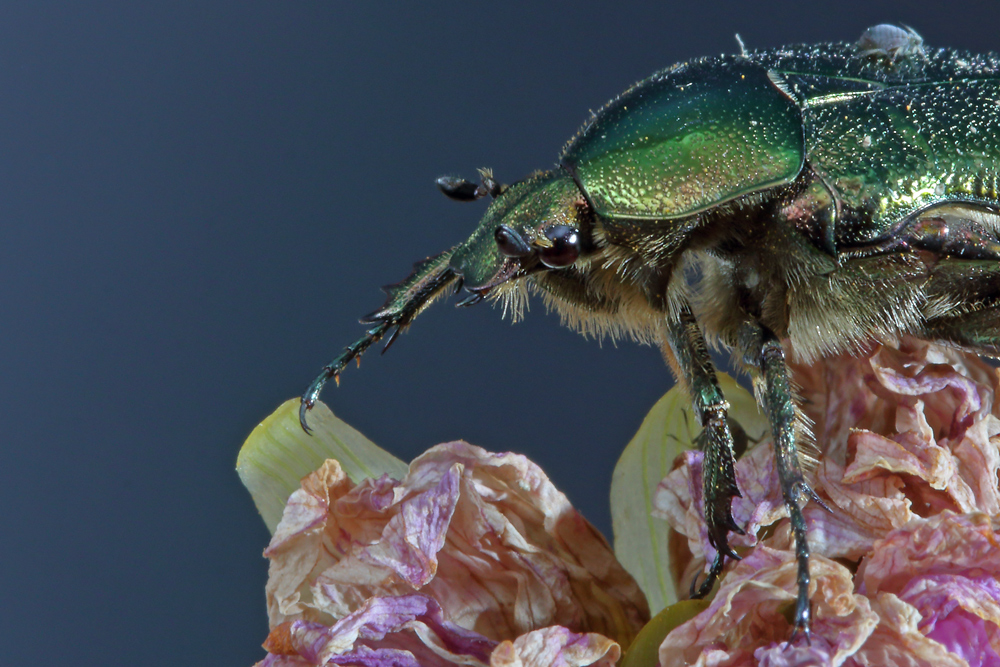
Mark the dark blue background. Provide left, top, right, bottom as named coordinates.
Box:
left=1, top=3, right=995, bottom=665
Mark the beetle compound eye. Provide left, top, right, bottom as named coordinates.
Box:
left=494, top=225, right=532, bottom=258
left=538, top=225, right=580, bottom=268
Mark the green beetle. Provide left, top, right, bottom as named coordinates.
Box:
left=300, top=28, right=1000, bottom=638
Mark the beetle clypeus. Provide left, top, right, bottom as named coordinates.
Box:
left=300, top=26, right=1000, bottom=638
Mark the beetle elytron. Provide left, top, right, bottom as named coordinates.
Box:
left=300, top=27, right=1000, bottom=638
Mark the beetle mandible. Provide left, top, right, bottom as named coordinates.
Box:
left=299, top=27, right=1000, bottom=639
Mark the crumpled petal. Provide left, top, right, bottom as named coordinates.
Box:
left=651, top=339, right=1000, bottom=666
left=251, top=339, right=1000, bottom=667
left=850, top=592, right=969, bottom=667
left=658, top=547, right=876, bottom=667
left=859, top=512, right=1000, bottom=597
left=900, top=574, right=1000, bottom=665
left=809, top=456, right=911, bottom=559
left=259, top=594, right=497, bottom=667
left=259, top=441, right=646, bottom=666
left=489, top=627, right=620, bottom=667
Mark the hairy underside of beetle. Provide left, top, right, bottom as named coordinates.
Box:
left=520, top=181, right=1000, bottom=371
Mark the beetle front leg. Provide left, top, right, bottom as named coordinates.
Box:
left=739, top=323, right=827, bottom=641
left=663, top=298, right=744, bottom=598
left=300, top=320, right=393, bottom=431
left=299, top=249, right=459, bottom=432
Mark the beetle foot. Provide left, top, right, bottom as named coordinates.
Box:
left=299, top=367, right=336, bottom=433
left=690, top=494, right=744, bottom=599
left=789, top=597, right=812, bottom=645
left=298, top=398, right=314, bottom=434
left=689, top=548, right=728, bottom=599
left=706, top=494, right=745, bottom=555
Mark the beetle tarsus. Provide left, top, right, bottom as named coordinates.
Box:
left=298, top=397, right=315, bottom=434
left=299, top=322, right=393, bottom=433
left=689, top=549, right=728, bottom=599
left=789, top=602, right=812, bottom=645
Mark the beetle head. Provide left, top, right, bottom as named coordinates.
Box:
left=299, top=169, right=592, bottom=430
left=448, top=169, right=590, bottom=295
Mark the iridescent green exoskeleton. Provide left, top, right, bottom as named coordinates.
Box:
left=300, top=27, right=1000, bottom=639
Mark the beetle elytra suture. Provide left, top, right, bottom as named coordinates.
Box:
left=299, top=26, right=1000, bottom=639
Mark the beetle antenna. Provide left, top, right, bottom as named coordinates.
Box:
left=437, top=170, right=504, bottom=202
left=477, top=168, right=504, bottom=198
left=437, top=175, right=482, bottom=201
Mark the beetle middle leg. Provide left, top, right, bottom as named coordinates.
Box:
left=663, top=297, right=744, bottom=598
left=739, top=322, right=828, bottom=641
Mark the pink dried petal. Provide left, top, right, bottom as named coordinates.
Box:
left=264, top=442, right=648, bottom=648
left=266, top=461, right=351, bottom=553
left=647, top=341, right=1000, bottom=666
left=353, top=462, right=460, bottom=586
left=924, top=609, right=1000, bottom=667
left=653, top=452, right=705, bottom=560
left=902, top=574, right=1000, bottom=629
left=265, top=460, right=357, bottom=623
left=893, top=574, right=1000, bottom=666
left=489, top=627, right=620, bottom=667
left=869, top=343, right=991, bottom=440
left=256, top=339, right=1000, bottom=666
left=816, top=456, right=912, bottom=539
left=658, top=547, right=876, bottom=667
left=753, top=636, right=837, bottom=667
left=257, top=594, right=496, bottom=667
left=847, top=592, right=968, bottom=667
left=845, top=428, right=977, bottom=514
left=790, top=348, right=882, bottom=465
left=951, top=421, right=1000, bottom=519
left=257, top=656, right=311, bottom=667
left=843, top=431, right=951, bottom=489
left=859, top=512, right=1000, bottom=595
left=799, top=501, right=879, bottom=562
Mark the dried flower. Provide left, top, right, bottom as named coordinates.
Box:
left=245, top=339, right=1000, bottom=666
left=655, top=339, right=1000, bottom=666
left=255, top=441, right=647, bottom=666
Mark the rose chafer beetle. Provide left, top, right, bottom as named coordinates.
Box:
left=300, top=27, right=1000, bottom=638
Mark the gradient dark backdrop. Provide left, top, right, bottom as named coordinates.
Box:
left=2, top=2, right=996, bottom=665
